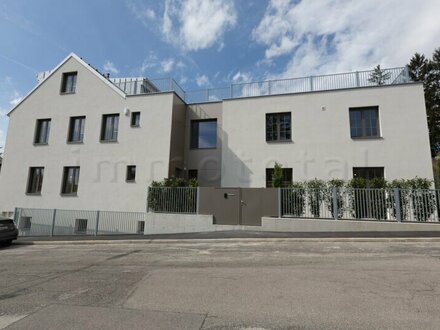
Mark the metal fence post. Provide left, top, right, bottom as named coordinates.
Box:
left=51, top=209, right=57, bottom=237
left=309, top=76, right=314, bottom=91
left=95, top=210, right=100, bottom=236
left=230, top=84, right=233, bottom=98
left=196, top=187, right=200, bottom=214
left=394, top=188, right=402, bottom=222
left=332, top=187, right=338, bottom=220
left=278, top=188, right=282, bottom=218
left=355, top=71, right=360, bottom=87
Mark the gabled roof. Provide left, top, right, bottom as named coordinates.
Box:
left=8, top=53, right=126, bottom=116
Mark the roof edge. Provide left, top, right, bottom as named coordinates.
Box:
left=7, top=53, right=126, bottom=116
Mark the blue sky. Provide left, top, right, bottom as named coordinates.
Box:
left=1, top=0, right=440, bottom=148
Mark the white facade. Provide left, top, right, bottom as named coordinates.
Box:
left=0, top=53, right=433, bottom=214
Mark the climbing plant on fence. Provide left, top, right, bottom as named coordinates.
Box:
left=306, top=179, right=326, bottom=218
left=323, top=179, right=345, bottom=219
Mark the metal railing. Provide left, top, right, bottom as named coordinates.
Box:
left=110, top=67, right=411, bottom=104
left=280, top=188, right=440, bottom=222
left=147, top=187, right=198, bottom=214
left=14, top=208, right=146, bottom=237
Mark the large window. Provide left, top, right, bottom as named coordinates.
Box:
left=266, top=168, right=293, bottom=188
left=349, top=107, right=380, bottom=138
left=266, top=112, right=291, bottom=142
left=26, top=167, right=44, bottom=194
left=353, top=167, right=384, bottom=181
left=190, top=119, right=217, bottom=149
left=68, top=116, right=85, bottom=143
left=101, top=114, right=119, bottom=142
left=61, top=166, right=80, bottom=195
left=61, top=72, right=77, bottom=94
left=34, top=119, right=51, bottom=144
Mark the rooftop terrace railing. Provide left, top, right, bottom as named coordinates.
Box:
left=112, top=66, right=411, bottom=104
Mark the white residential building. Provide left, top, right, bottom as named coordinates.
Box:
left=0, top=53, right=433, bottom=215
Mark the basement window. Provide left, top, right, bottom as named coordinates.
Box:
left=74, top=219, right=88, bottom=234
left=266, top=168, right=293, bottom=188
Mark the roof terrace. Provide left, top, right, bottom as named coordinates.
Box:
left=111, top=66, right=411, bottom=104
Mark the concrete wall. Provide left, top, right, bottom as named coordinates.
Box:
left=221, top=84, right=433, bottom=187
left=0, top=56, right=175, bottom=213
left=260, top=217, right=440, bottom=232
left=184, top=102, right=222, bottom=186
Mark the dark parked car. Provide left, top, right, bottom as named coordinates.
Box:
left=0, top=216, right=18, bottom=245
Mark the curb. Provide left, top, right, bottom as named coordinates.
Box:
left=14, top=237, right=440, bottom=245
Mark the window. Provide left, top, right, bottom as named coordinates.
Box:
left=126, top=165, right=136, bottom=182
left=353, top=167, right=384, bottom=181
left=349, top=107, right=380, bottom=138
left=34, top=119, right=51, bottom=144
left=266, top=168, right=293, bottom=188
left=131, top=112, right=140, bottom=127
left=101, top=114, right=119, bottom=142
left=20, top=217, right=32, bottom=231
left=190, top=119, right=217, bottom=149
left=266, top=112, right=291, bottom=142
left=137, top=221, right=145, bottom=234
left=188, top=169, right=198, bottom=180
left=61, top=167, right=80, bottom=195
left=61, top=72, right=77, bottom=93
left=27, top=167, right=44, bottom=194
left=68, top=116, right=85, bottom=143
left=74, top=219, right=88, bottom=234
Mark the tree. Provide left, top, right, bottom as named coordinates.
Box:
left=368, top=65, right=391, bottom=85
left=271, top=162, right=283, bottom=188
left=408, top=48, right=440, bottom=156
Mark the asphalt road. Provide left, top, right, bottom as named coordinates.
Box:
left=1, top=239, right=440, bottom=329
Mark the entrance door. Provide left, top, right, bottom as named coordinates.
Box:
left=198, top=187, right=241, bottom=225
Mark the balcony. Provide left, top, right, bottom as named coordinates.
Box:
left=111, top=67, right=411, bottom=104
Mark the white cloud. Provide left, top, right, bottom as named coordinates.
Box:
left=103, top=61, right=119, bottom=75
left=140, top=51, right=159, bottom=73
left=196, top=74, right=210, bottom=87
left=126, top=0, right=156, bottom=24
left=9, top=91, right=22, bottom=107
left=162, top=0, right=237, bottom=51
left=232, top=71, right=253, bottom=84
left=253, top=0, right=440, bottom=77
left=160, top=58, right=175, bottom=73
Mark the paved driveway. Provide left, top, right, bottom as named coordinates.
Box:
left=1, top=239, right=440, bottom=329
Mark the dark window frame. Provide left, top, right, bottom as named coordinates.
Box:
left=131, top=112, right=141, bottom=127
left=34, top=118, right=51, bottom=145
left=190, top=119, right=217, bottom=149
left=60, top=72, right=77, bottom=94
left=61, top=166, right=80, bottom=195
left=126, top=165, right=136, bottom=182
left=266, top=112, right=292, bottom=142
left=352, top=167, right=384, bottom=181
left=67, top=116, right=86, bottom=143
left=349, top=106, right=380, bottom=139
left=74, top=219, right=88, bottom=234
left=26, top=167, right=44, bottom=194
left=265, top=168, right=293, bottom=188
left=188, top=169, right=198, bottom=180
left=100, top=114, right=119, bottom=142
